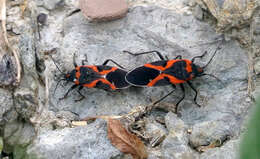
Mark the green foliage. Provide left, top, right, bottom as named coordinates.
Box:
left=0, top=137, right=3, bottom=154
left=240, top=99, right=260, bottom=159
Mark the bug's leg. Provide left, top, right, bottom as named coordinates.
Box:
left=176, top=84, right=185, bottom=112
left=123, top=50, right=166, bottom=60
left=153, top=84, right=176, bottom=105
left=102, top=59, right=125, bottom=69
left=59, top=84, right=78, bottom=100
left=75, top=86, right=85, bottom=102
left=81, top=59, right=87, bottom=65
left=73, top=53, right=78, bottom=67
left=191, top=51, right=207, bottom=62
left=174, top=55, right=182, bottom=59
left=187, top=81, right=201, bottom=107
left=81, top=54, right=88, bottom=65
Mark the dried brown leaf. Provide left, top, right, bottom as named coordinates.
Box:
left=107, top=119, right=148, bottom=159
left=20, top=0, right=28, bottom=18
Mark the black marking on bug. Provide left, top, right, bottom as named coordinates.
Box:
left=78, top=67, right=100, bottom=84
left=65, top=70, right=76, bottom=82
left=126, top=66, right=161, bottom=86
left=153, top=77, right=171, bottom=86
left=150, top=60, right=168, bottom=67
left=106, top=69, right=129, bottom=89
left=97, top=65, right=113, bottom=72
left=95, top=81, right=112, bottom=90
left=163, top=61, right=191, bottom=80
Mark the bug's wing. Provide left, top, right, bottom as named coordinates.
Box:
left=105, top=68, right=130, bottom=89
left=125, top=66, right=170, bottom=87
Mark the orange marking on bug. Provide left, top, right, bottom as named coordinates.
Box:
left=144, top=63, right=165, bottom=71
left=83, top=80, right=99, bottom=88
left=74, top=80, right=79, bottom=85
left=164, top=74, right=186, bottom=84
left=164, top=60, right=178, bottom=69
left=144, top=60, right=183, bottom=71
left=147, top=73, right=187, bottom=86
left=75, top=72, right=80, bottom=79
left=99, top=67, right=117, bottom=75
left=147, top=74, right=165, bottom=86
left=99, top=78, right=116, bottom=90
left=75, top=67, right=81, bottom=78
left=75, top=67, right=80, bottom=71
left=82, top=78, right=116, bottom=90
left=198, top=67, right=203, bottom=73
left=84, top=66, right=99, bottom=73
left=184, top=60, right=192, bottom=73
left=187, top=74, right=194, bottom=81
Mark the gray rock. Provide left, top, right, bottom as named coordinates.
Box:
left=200, top=138, right=240, bottom=159
left=3, top=120, right=35, bottom=156
left=43, top=0, right=64, bottom=10
left=25, top=120, right=122, bottom=159
left=194, top=0, right=260, bottom=31
left=33, top=5, right=248, bottom=159
left=165, top=112, right=187, bottom=133
left=145, top=118, right=168, bottom=147
left=0, top=88, right=13, bottom=124
left=49, top=6, right=249, bottom=122
left=14, top=88, right=38, bottom=121
left=254, top=57, right=260, bottom=75
left=0, top=54, right=16, bottom=86
left=2, top=0, right=253, bottom=158
left=162, top=134, right=198, bottom=159
left=162, top=112, right=197, bottom=159
left=189, top=120, right=236, bottom=149
left=193, top=4, right=203, bottom=20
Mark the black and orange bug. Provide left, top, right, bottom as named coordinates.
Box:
left=51, top=54, right=130, bottom=101
left=124, top=46, right=223, bottom=111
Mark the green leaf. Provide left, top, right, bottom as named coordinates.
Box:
left=240, top=99, right=260, bottom=159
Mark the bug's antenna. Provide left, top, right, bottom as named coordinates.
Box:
left=49, top=56, right=65, bottom=74
left=200, top=73, right=225, bottom=86
left=202, top=45, right=222, bottom=69
left=53, top=78, right=66, bottom=95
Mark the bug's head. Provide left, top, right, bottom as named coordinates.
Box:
left=64, top=70, right=76, bottom=82
left=191, top=64, right=204, bottom=77
left=49, top=56, right=76, bottom=95
left=191, top=46, right=224, bottom=85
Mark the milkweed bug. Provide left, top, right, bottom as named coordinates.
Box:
left=124, top=46, right=223, bottom=111
left=51, top=54, right=130, bottom=101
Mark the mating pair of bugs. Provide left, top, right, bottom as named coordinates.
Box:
left=54, top=46, right=222, bottom=111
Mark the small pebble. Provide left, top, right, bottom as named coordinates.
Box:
left=79, top=0, right=128, bottom=22
left=37, top=13, right=48, bottom=25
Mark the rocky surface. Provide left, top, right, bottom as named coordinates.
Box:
left=25, top=119, right=122, bottom=159
left=200, top=139, right=240, bottom=159
left=0, top=0, right=258, bottom=159
left=0, top=89, right=13, bottom=125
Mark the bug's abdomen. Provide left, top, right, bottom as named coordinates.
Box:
left=106, top=68, right=130, bottom=89
left=125, top=66, right=170, bottom=87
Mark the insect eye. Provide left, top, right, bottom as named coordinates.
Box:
left=198, top=68, right=203, bottom=72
